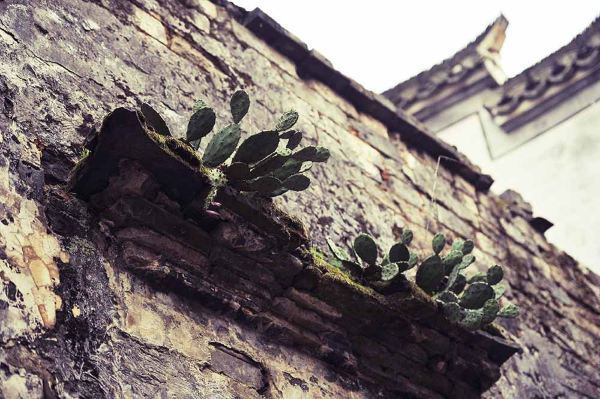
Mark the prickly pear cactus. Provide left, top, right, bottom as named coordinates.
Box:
left=326, top=230, right=518, bottom=331
left=282, top=174, right=310, bottom=191
left=487, top=265, right=504, bottom=285
left=187, top=101, right=216, bottom=144
left=233, top=131, right=279, bottom=164
left=327, top=232, right=417, bottom=286
left=141, top=103, right=171, bottom=137
left=230, top=90, right=250, bottom=123
left=412, top=234, right=519, bottom=330
left=442, top=302, right=463, bottom=323
left=275, top=110, right=299, bottom=132
left=432, top=233, right=446, bottom=254
left=388, top=242, right=410, bottom=263
left=353, top=234, right=378, bottom=266
left=401, top=229, right=413, bottom=245
left=221, top=98, right=328, bottom=196
left=498, top=303, right=519, bottom=318
left=416, top=255, right=444, bottom=293
left=202, top=124, right=242, bottom=167
left=139, top=90, right=332, bottom=198
left=460, top=282, right=495, bottom=309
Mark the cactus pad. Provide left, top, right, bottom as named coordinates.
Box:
left=230, top=90, right=250, bottom=123
left=388, top=243, right=410, bottom=263
left=187, top=105, right=217, bottom=142
left=445, top=265, right=462, bottom=292
left=363, top=264, right=382, bottom=281
left=292, top=146, right=318, bottom=161
left=459, top=310, right=483, bottom=330
left=432, top=233, right=446, bottom=254
left=140, top=103, right=171, bottom=137
left=451, top=239, right=465, bottom=252
left=460, top=282, right=494, bottom=309
left=481, top=299, right=500, bottom=324
left=462, top=239, right=475, bottom=254
left=246, top=176, right=282, bottom=194
left=233, top=131, right=279, bottom=164
left=264, top=157, right=299, bottom=180
left=498, top=303, right=519, bottom=318
left=487, top=265, right=504, bottom=285
left=313, top=147, right=331, bottom=162
left=442, top=250, right=464, bottom=272
left=275, top=110, right=299, bottom=132
left=416, top=255, right=444, bottom=293
left=401, top=229, right=413, bottom=245
left=202, top=124, right=241, bottom=167
left=408, top=253, right=419, bottom=269
left=250, top=150, right=291, bottom=178
left=442, top=302, right=463, bottom=323
left=458, top=254, right=476, bottom=270
left=397, top=261, right=411, bottom=272
left=327, top=238, right=350, bottom=262
left=381, top=263, right=400, bottom=282
left=226, top=162, right=250, bottom=180
left=353, top=234, right=378, bottom=265
left=437, top=291, right=459, bottom=303
left=266, top=187, right=289, bottom=197
left=493, top=284, right=506, bottom=299
left=286, top=130, right=303, bottom=150
left=283, top=174, right=311, bottom=191
left=449, top=274, right=467, bottom=294
left=292, top=146, right=330, bottom=162
left=467, top=272, right=487, bottom=284
left=279, top=130, right=295, bottom=139
left=342, top=260, right=364, bottom=278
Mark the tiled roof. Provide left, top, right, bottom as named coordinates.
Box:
left=488, top=16, right=600, bottom=131
left=382, top=16, right=508, bottom=118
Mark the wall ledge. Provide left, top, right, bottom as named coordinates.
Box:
left=67, top=107, right=519, bottom=397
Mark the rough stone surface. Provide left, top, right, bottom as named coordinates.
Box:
left=0, top=0, right=599, bottom=398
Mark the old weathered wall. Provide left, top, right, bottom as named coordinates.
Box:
left=0, top=0, right=599, bottom=398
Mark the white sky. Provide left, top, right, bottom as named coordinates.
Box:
left=233, top=1, right=599, bottom=93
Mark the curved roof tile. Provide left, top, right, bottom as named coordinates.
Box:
left=488, top=16, right=600, bottom=129
left=382, top=16, right=508, bottom=118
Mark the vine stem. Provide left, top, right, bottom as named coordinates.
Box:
left=426, top=155, right=459, bottom=232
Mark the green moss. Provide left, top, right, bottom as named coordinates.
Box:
left=149, top=131, right=232, bottom=208
left=149, top=131, right=203, bottom=169
left=272, top=206, right=307, bottom=240
left=309, top=247, right=375, bottom=297
left=482, top=322, right=505, bottom=337
left=80, top=147, right=91, bottom=161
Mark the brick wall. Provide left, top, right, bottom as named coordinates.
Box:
left=0, top=0, right=599, bottom=397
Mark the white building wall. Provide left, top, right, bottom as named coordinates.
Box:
left=437, top=99, right=600, bottom=272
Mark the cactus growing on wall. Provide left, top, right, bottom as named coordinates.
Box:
left=327, top=231, right=418, bottom=286
left=139, top=90, right=330, bottom=197
left=327, top=231, right=518, bottom=331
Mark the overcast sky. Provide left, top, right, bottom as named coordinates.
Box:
left=233, top=1, right=599, bottom=93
